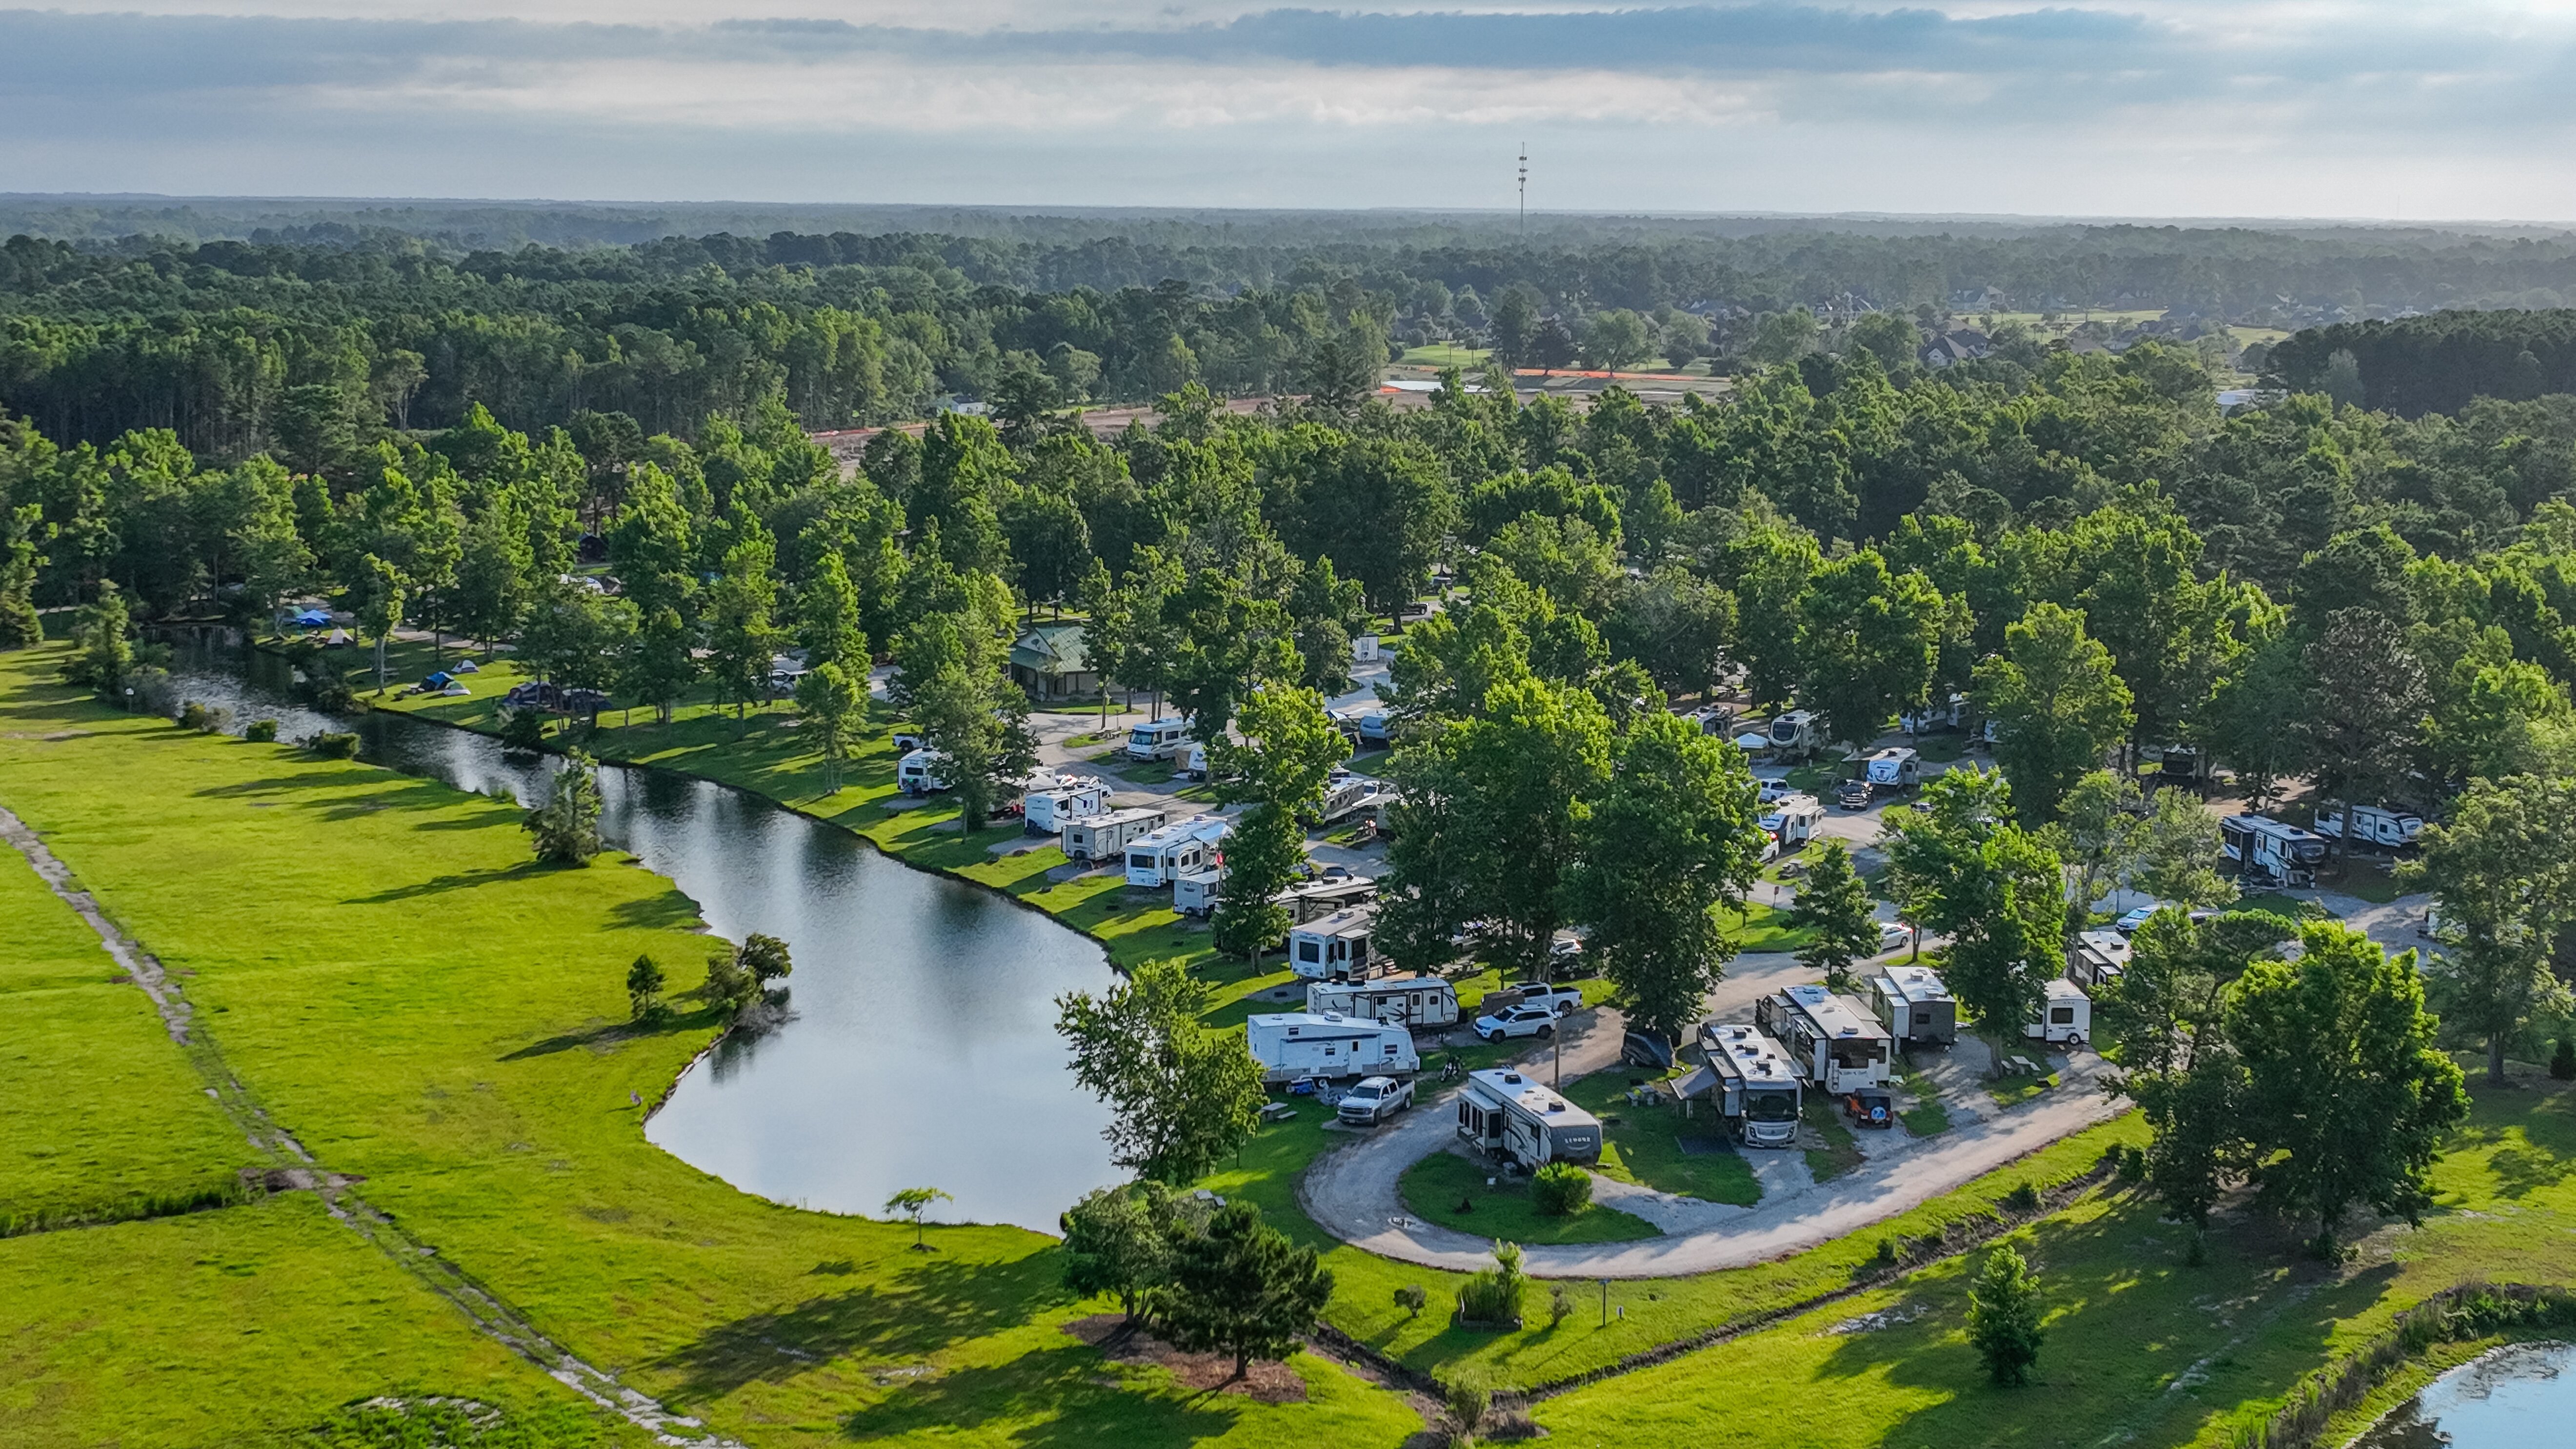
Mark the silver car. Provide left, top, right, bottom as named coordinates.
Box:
left=1475, top=1005, right=1559, bottom=1042
left=1337, top=1076, right=1413, bottom=1126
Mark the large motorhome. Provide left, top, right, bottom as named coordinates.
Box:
left=2220, top=814, right=2329, bottom=887
left=2069, top=928, right=2133, bottom=989
left=1021, top=776, right=1108, bottom=835
left=1755, top=983, right=1894, bottom=1093
left=1304, top=975, right=1459, bottom=1030
left=1687, top=1022, right=1804, bottom=1147
left=1455, top=1068, right=1603, bottom=1170
left=1767, top=709, right=1827, bottom=759
left=1864, top=747, right=1922, bottom=790
left=1124, top=817, right=1229, bottom=888
left=1761, top=795, right=1826, bottom=850
left=2314, top=803, right=2424, bottom=850
left=1869, top=965, right=1958, bottom=1046
left=1060, top=806, right=1167, bottom=863
left=1245, top=1013, right=1419, bottom=1084
left=1288, top=904, right=1379, bottom=982
left=1125, top=717, right=1189, bottom=761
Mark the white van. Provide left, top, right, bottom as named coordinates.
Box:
left=2025, top=978, right=2092, bottom=1046
left=897, top=747, right=952, bottom=795
left=1126, top=718, right=1189, bottom=761
left=1246, top=1013, right=1419, bottom=1084
left=1124, top=817, right=1229, bottom=887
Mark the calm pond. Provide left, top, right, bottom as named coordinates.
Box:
left=170, top=653, right=1123, bottom=1233
left=2350, top=1340, right=2576, bottom=1449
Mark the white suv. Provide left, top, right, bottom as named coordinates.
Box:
left=1337, top=1076, right=1414, bottom=1126
left=1475, top=1005, right=1560, bottom=1042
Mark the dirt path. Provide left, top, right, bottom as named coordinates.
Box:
left=0, top=803, right=740, bottom=1449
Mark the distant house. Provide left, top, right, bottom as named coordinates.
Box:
left=1918, top=330, right=1992, bottom=369
left=1009, top=623, right=1098, bottom=700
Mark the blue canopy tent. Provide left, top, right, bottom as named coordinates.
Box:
left=292, top=608, right=330, bottom=627
left=422, top=671, right=456, bottom=689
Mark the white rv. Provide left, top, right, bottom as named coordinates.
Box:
left=2069, top=928, right=2133, bottom=989
left=1305, top=975, right=1459, bottom=1029
left=1124, top=816, right=1229, bottom=887
left=1061, top=806, right=1167, bottom=863
left=896, top=748, right=952, bottom=795
left=1173, top=866, right=1226, bottom=917
left=1246, top=1012, right=1419, bottom=1084
left=1272, top=876, right=1378, bottom=924
left=2221, top=814, right=2328, bottom=887
left=1864, top=747, right=1921, bottom=790
left=1331, top=706, right=1392, bottom=746
left=1454, top=1068, right=1603, bottom=1170
left=1125, top=717, right=1189, bottom=761
left=1767, top=709, right=1827, bottom=759
left=1312, top=774, right=1383, bottom=826
left=1761, top=795, right=1826, bottom=850
left=1869, top=965, right=1958, bottom=1046
left=1288, top=904, right=1379, bottom=982
left=2026, top=978, right=2092, bottom=1046
left=1755, top=983, right=1893, bottom=1093
left=2314, top=803, right=2423, bottom=850
left=1686, top=1022, right=1804, bottom=1147
left=1021, top=776, right=1109, bottom=835
left=1904, top=693, right=1970, bottom=734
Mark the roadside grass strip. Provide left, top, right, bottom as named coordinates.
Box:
left=1560, top=1073, right=1761, bottom=1207
left=1397, top=1148, right=1663, bottom=1246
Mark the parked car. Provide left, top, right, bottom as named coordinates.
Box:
left=1336, top=1075, right=1414, bottom=1126
left=1877, top=921, right=1913, bottom=953
left=1836, top=778, right=1873, bottom=810
left=1842, top=1087, right=1896, bottom=1129
left=1620, top=1031, right=1675, bottom=1070
left=1756, top=779, right=1793, bottom=804
left=1474, top=1005, right=1559, bottom=1043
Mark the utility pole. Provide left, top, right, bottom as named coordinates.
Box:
left=1517, top=143, right=1528, bottom=242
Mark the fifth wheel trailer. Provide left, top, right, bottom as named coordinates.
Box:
left=1303, top=975, right=1459, bottom=1029
left=1755, top=983, right=1893, bottom=1093
left=2220, top=814, right=2328, bottom=887
left=1245, top=1013, right=1419, bottom=1084
left=1455, top=1068, right=1603, bottom=1170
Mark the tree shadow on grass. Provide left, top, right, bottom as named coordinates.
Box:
left=500, top=1006, right=722, bottom=1060
left=346, top=863, right=545, bottom=903
left=607, top=889, right=706, bottom=933
left=651, top=1251, right=1069, bottom=1406
left=837, top=1336, right=1245, bottom=1448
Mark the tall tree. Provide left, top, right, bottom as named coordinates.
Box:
left=352, top=552, right=406, bottom=694
left=1161, top=1201, right=1335, bottom=1380
left=1210, top=686, right=1350, bottom=967
left=2408, top=775, right=2576, bottom=1085
left=2055, top=769, right=2143, bottom=927
left=1785, top=839, right=1882, bottom=991
left=2227, top=922, right=2470, bottom=1254
left=2131, top=787, right=2239, bottom=910
left=1976, top=603, right=2134, bottom=825
left=2299, top=607, right=2429, bottom=840
left=794, top=661, right=867, bottom=794
left=620, top=605, right=698, bottom=725
left=796, top=545, right=866, bottom=675
left=453, top=502, right=534, bottom=652
left=1797, top=548, right=1947, bottom=750
left=1563, top=711, right=1764, bottom=1039
left=705, top=530, right=784, bottom=719
left=1055, top=958, right=1267, bottom=1185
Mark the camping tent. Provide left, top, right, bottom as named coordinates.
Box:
left=422, top=671, right=455, bottom=689
left=292, top=608, right=330, bottom=627
left=1733, top=732, right=1772, bottom=752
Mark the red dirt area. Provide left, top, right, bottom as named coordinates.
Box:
left=1061, top=1314, right=1310, bottom=1403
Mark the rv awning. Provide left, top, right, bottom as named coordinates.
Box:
left=1673, top=1063, right=1720, bottom=1100
left=1733, top=733, right=1771, bottom=751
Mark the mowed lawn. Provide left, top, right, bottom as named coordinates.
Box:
left=0, top=646, right=1423, bottom=1449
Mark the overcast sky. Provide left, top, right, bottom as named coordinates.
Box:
left=7, top=1, right=2576, bottom=219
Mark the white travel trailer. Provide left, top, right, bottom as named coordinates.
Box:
left=1352, top=634, right=1382, bottom=664
left=1904, top=692, right=1970, bottom=734
left=2221, top=814, right=2329, bottom=887
left=1124, top=817, right=1229, bottom=887
left=2026, top=978, right=2093, bottom=1046
left=1767, top=709, right=1828, bottom=759
left=1173, top=865, right=1226, bottom=917
left=1125, top=717, right=1189, bottom=761
left=896, top=747, right=952, bottom=795
left=1686, top=1022, right=1804, bottom=1147
left=1060, top=806, right=1167, bottom=863
left=1246, top=1013, right=1419, bottom=1084
left=1273, top=876, right=1378, bottom=924
left=1869, top=965, right=1958, bottom=1046
left=1761, top=795, right=1827, bottom=850
left=2069, top=928, right=2133, bottom=989
left=1755, top=983, right=1894, bottom=1093
left=1288, top=904, right=1379, bottom=982
left=2314, top=803, right=2423, bottom=850
left=1021, top=776, right=1108, bottom=835
left=1454, top=1068, right=1603, bottom=1170
left=1864, top=746, right=1921, bottom=789
left=1313, top=774, right=1383, bottom=826
left=1331, top=705, right=1392, bottom=746
left=1305, top=975, right=1459, bottom=1030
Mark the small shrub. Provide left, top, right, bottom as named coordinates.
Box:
left=2552, top=1038, right=2576, bottom=1082
left=1532, top=1161, right=1592, bottom=1217
left=1968, top=1244, right=2046, bottom=1387
left=1393, top=1284, right=1427, bottom=1319
left=243, top=718, right=279, bottom=743
left=179, top=701, right=227, bottom=733
left=1455, top=1241, right=1526, bottom=1326
left=500, top=706, right=547, bottom=752
left=306, top=731, right=361, bottom=759
left=2117, top=1144, right=2148, bottom=1183
left=2003, top=1181, right=2043, bottom=1213
left=1441, top=1374, right=1490, bottom=1448
left=1875, top=1235, right=1901, bottom=1270
left=1548, top=1283, right=1572, bottom=1326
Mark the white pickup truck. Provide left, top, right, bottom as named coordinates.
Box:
left=1478, top=982, right=1585, bottom=1020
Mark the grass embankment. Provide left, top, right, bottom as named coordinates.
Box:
left=0, top=648, right=1418, bottom=1448
left=1801, top=1096, right=1868, bottom=1182
left=1397, top=1150, right=1662, bottom=1246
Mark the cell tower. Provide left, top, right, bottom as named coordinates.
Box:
left=1517, top=144, right=1529, bottom=240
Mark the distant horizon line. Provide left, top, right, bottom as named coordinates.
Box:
left=6, top=193, right=2575, bottom=232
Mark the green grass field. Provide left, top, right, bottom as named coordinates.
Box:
left=1560, top=1073, right=1760, bottom=1207
left=1398, top=1150, right=1662, bottom=1246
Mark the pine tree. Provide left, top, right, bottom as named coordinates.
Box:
left=1968, top=1244, right=2046, bottom=1387
left=524, top=749, right=604, bottom=865
left=1787, top=839, right=1882, bottom=991
left=1160, top=1201, right=1334, bottom=1379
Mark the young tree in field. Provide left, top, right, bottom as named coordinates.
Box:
left=1564, top=711, right=1765, bottom=1041
left=1796, top=548, right=1948, bottom=750
left=2299, top=608, right=2429, bottom=855
left=2131, top=787, right=2239, bottom=910
left=625, top=953, right=665, bottom=1020
left=2408, top=775, right=2576, bottom=1086
left=794, top=661, right=866, bottom=793
left=1161, top=1200, right=1335, bottom=1380
left=2055, top=770, right=2142, bottom=926
left=796, top=546, right=866, bottom=674
left=524, top=748, right=604, bottom=865
left=1976, top=603, right=2133, bottom=825
left=1211, top=686, right=1350, bottom=968
left=621, top=605, right=698, bottom=725
left=1967, top=1244, right=2046, bottom=1388
left=1785, top=839, right=1881, bottom=991
left=706, top=534, right=785, bottom=719
left=2226, top=922, right=2470, bottom=1256
left=1061, top=1183, right=1187, bottom=1322
left=1055, top=958, right=1267, bottom=1185
left=353, top=552, right=406, bottom=693
left=884, top=1186, right=950, bottom=1250
left=62, top=579, right=135, bottom=695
